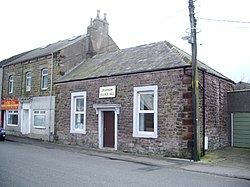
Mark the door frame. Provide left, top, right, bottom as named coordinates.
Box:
left=21, top=103, right=31, bottom=134
left=93, top=104, right=121, bottom=150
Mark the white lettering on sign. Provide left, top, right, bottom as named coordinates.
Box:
left=99, top=86, right=116, bottom=98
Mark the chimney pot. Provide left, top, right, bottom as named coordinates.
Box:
left=97, top=10, right=100, bottom=19
left=104, top=13, right=107, bottom=21
left=90, top=18, right=93, bottom=26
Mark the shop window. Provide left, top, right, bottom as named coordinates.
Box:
left=133, top=85, right=158, bottom=138
left=7, top=110, right=18, bottom=126
left=71, top=92, right=86, bottom=134
left=33, top=110, right=46, bottom=128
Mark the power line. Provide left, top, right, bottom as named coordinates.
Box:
left=197, top=17, right=250, bottom=24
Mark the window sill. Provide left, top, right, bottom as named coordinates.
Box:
left=34, top=126, right=46, bottom=129
left=7, top=124, right=18, bottom=127
left=133, top=132, right=157, bottom=139
left=70, top=130, right=86, bottom=134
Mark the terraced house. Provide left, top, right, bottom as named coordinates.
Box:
left=0, top=11, right=118, bottom=141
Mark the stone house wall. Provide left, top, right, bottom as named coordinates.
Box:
left=53, top=37, right=89, bottom=80
left=55, top=68, right=194, bottom=158
left=55, top=67, right=234, bottom=158
left=2, top=62, right=23, bottom=98
left=2, top=55, right=56, bottom=99
left=1, top=39, right=89, bottom=138
left=2, top=57, right=54, bottom=138
left=198, top=71, right=234, bottom=150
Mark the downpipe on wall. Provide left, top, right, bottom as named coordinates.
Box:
left=48, top=52, right=54, bottom=142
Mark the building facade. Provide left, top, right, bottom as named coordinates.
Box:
left=54, top=41, right=234, bottom=158
left=0, top=11, right=118, bottom=140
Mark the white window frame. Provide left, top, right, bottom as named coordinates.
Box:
left=7, top=110, right=18, bottom=126
left=33, top=110, right=46, bottom=128
left=26, top=72, right=32, bottom=92
left=41, top=68, right=48, bottom=90
left=133, top=85, right=158, bottom=138
left=9, top=75, right=13, bottom=94
left=71, top=92, right=87, bottom=134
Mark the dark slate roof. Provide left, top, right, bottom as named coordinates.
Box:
left=57, top=41, right=233, bottom=83
left=0, top=50, right=33, bottom=67
left=234, top=81, right=250, bottom=90
left=1, top=35, right=86, bottom=66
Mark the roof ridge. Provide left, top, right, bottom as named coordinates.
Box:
left=1, top=34, right=86, bottom=66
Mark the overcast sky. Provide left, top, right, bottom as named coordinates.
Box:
left=0, top=0, right=249, bottom=82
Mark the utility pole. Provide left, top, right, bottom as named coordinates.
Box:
left=188, top=0, right=200, bottom=161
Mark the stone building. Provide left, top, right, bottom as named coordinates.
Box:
left=0, top=11, right=118, bottom=140
left=54, top=41, right=234, bottom=158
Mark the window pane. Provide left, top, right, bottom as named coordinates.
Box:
left=139, top=113, right=154, bottom=132
left=8, top=114, right=18, bottom=125
left=140, top=94, right=154, bottom=110
left=27, top=72, right=31, bottom=77
left=9, top=76, right=13, bottom=93
left=34, top=115, right=46, bottom=127
left=26, top=72, right=31, bottom=91
left=43, top=69, right=48, bottom=75
left=26, top=79, right=31, bottom=86
left=42, top=75, right=48, bottom=88
left=75, top=98, right=84, bottom=112
left=75, top=114, right=84, bottom=129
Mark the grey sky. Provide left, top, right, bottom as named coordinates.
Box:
left=0, top=0, right=249, bottom=82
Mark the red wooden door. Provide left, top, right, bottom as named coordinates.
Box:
left=103, top=111, right=115, bottom=148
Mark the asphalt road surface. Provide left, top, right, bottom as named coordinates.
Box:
left=0, top=141, right=249, bottom=187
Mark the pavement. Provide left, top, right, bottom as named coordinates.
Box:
left=4, top=135, right=250, bottom=180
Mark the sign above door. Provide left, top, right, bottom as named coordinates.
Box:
left=99, top=86, right=116, bottom=98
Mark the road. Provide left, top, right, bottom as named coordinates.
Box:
left=0, top=141, right=249, bottom=187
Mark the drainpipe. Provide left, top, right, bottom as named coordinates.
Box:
left=48, top=52, right=54, bottom=142
left=202, top=70, right=206, bottom=156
